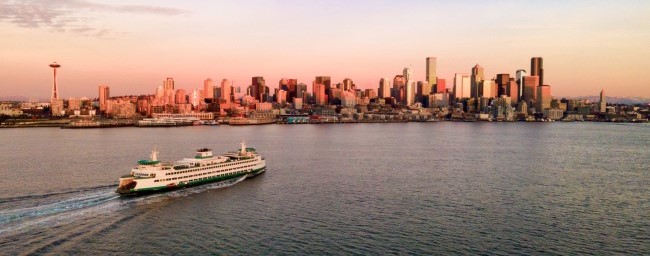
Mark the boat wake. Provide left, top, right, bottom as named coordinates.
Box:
left=0, top=176, right=248, bottom=239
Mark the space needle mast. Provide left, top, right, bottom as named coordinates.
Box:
left=49, top=62, right=61, bottom=100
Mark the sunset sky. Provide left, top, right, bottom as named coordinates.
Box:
left=1, top=0, right=649, bottom=99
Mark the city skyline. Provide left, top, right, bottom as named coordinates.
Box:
left=1, top=0, right=649, bottom=98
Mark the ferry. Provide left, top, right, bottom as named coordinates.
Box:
left=116, top=141, right=266, bottom=195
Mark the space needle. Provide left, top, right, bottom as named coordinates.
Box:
left=49, top=62, right=61, bottom=100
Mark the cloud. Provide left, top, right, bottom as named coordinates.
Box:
left=0, top=0, right=187, bottom=37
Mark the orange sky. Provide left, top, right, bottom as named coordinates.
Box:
left=1, top=0, right=649, bottom=99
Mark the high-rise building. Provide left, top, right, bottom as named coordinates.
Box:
left=479, top=80, right=496, bottom=98
left=203, top=78, right=214, bottom=101
left=312, top=81, right=327, bottom=105
left=251, top=76, right=268, bottom=102
left=495, top=74, right=510, bottom=97
left=471, top=64, right=484, bottom=98
left=507, top=79, right=519, bottom=105
left=522, top=76, right=539, bottom=104
left=163, top=78, right=175, bottom=105
left=531, top=57, right=544, bottom=86
left=276, top=90, right=287, bottom=104
left=599, top=89, right=606, bottom=113
left=297, top=83, right=308, bottom=99
left=315, top=76, right=331, bottom=103
left=436, top=78, right=446, bottom=93
left=191, top=88, right=201, bottom=108
left=49, top=62, right=61, bottom=100
left=378, top=78, right=390, bottom=98
left=536, top=84, right=551, bottom=113
left=393, top=75, right=405, bottom=101
left=403, top=68, right=414, bottom=105
left=453, top=73, right=471, bottom=99
left=365, top=89, right=377, bottom=99
left=342, top=78, right=354, bottom=91
left=221, top=79, right=232, bottom=104
left=515, top=69, right=527, bottom=98
left=175, top=89, right=187, bottom=104
left=99, top=85, right=109, bottom=112
left=425, top=57, right=436, bottom=95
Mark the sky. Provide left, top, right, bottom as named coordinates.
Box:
left=1, top=0, right=649, bottom=99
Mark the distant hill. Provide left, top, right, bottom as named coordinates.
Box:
left=564, top=96, right=650, bottom=105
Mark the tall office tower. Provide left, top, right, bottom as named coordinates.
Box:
left=365, top=89, right=377, bottom=99
left=479, top=80, right=495, bottom=98
left=251, top=76, right=267, bottom=102
left=495, top=74, right=510, bottom=97
left=471, top=64, right=484, bottom=98
left=416, top=81, right=424, bottom=100
left=163, top=78, right=175, bottom=105
left=279, top=78, right=289, bottom=91
left=599, top=89, right=606, bottom=113
left=425, top=57, right=436, bottom=95
left=522, top=76, right=539, bottom=103
left=221, top=79, right=232, bottom=104
left=276, top=90, right=287, bottom=104
left=515, top=69, right=527, bottom=98
left=203, top=78, right=214, bottom=101
left=392, top=75, right=405, bottom=101
left=312, top=81, right=327, bottom=105
left=175, top=89, right=187, bottom=104
left=297, top=83, right=308, bottom=99
left=49, top=62, right=61, bottom=100
left=278, top=78, right=298, bottom=103
left=342, top=78, right=354, bottom=91
left=436, top=78, right=446, bottom=93
left=536, top=84, right=551, bottom=113
left=507, top=79, right=519, bottom=105
left=378, top=78, right=390, bottom=98
left=287, top=79, right=297, bottom=103
left=531, top=57, right=543, bottom=86
left=191, top=88, right=202, bottom=108
left=403, top=68, right=414, bottom=105
left=453, top=73, right=471, bottom=99
left=98, top=85, right=109, bottom=112
left=315, top=76, right=331, bottom=103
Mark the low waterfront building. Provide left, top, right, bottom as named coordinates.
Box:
left=153, top=112, right=214, bottom=120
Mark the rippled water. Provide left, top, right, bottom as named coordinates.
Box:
left=0, top=123, right=648, bottom=254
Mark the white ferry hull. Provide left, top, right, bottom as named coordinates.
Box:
left=117, top=143, right=266, bottom=196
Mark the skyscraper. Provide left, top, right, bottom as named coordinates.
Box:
left=221, top=79, right=232, bottom=104
left=495, top=74, right=510, bottom=97
left=163, top=78, right=175, bottom=105
left=312, top=81, right=327, bottom=105
left=49, top=62, right=61, bottom=100
left=436, top=78, right=446, bottom=93
left=531, top=57, right=544, bottom=86
left=393, top=75, right=405, bottom=102
left=453, top=73, right=471, bottom=99
left=425, top=57, right=436, bottom=95
left=342, top=78, right=354, bottom=91
left=479, top=80, right=495, bottom=98
left=175, top=89, right=187, bottom=104
left=403, top=68, right=414, bottom=105
left=515, top=69, right=527, bottom=98
left=315, top=76, right=331, bottom=103
left=99, top=85, right=109, bottom=112
left=599, top=89, right=606, bottom=113
left=522, top=76, right=539, bottom=104
left=471, top=64, right=484, bottom=98
left=251, top=76, right=268, bottom=102
left=378, top=78, right=390, bottom=98
left=203, top=78, right=214, bottom=101
left=536, top=84, right=551, bottom=113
